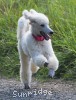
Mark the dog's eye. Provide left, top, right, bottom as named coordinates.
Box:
left=40, top=24, right=45, bottom=27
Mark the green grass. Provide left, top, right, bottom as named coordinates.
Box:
left=0, top=0, right=76, bottom=80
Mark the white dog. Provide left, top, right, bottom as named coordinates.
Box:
left=17, top=9, right=59, bottom=89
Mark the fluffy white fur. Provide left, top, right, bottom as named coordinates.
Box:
left=17, top=9, right=59, bottom=89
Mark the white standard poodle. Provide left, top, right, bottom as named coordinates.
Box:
left=17, top=9, right=59, bottom=89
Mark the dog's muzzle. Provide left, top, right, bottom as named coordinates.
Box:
left=40, top=30, right=54, bottom=40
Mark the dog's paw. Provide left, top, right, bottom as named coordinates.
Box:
left=48, top=68, right=55, bottom=78
left=44, top=62, right=49, bottom=67
left=24, top=83, right=30, bottom=89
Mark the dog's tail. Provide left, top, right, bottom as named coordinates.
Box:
left=17, top=14, right=29, bottom=40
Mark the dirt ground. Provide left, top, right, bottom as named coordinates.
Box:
left=0, top=78, right=76, bottom=100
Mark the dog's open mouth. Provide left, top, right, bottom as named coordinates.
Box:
left=40, top=31, right=50, bottom=40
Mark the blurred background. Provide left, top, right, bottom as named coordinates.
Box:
left=0, top=0, right=76, bottom=80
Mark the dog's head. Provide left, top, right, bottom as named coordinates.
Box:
left=23, top=9, right=54, bottom=40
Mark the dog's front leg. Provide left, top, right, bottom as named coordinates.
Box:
left=47, top=55, right=59, bottom=78
left=32, top=54, right=48, bottom=67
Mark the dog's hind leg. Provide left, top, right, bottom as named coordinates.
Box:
left=31, top=60, right=40, bottom=74
left=19, top=45, right=32, bottom=89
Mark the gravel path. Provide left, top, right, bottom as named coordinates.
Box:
left=0, top=78, right=76, bottom=100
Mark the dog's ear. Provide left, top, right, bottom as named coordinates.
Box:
left=22, top=10, right=30, bottom=19
left=30, top=9, right=38, bottom=14
left=22, top=10, right=34, bottom=21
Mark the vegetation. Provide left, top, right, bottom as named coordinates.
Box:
left=0, top=0, right=76, bottom=80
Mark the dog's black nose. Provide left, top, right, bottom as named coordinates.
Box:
left=49, top=31, right=54, bottom=34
